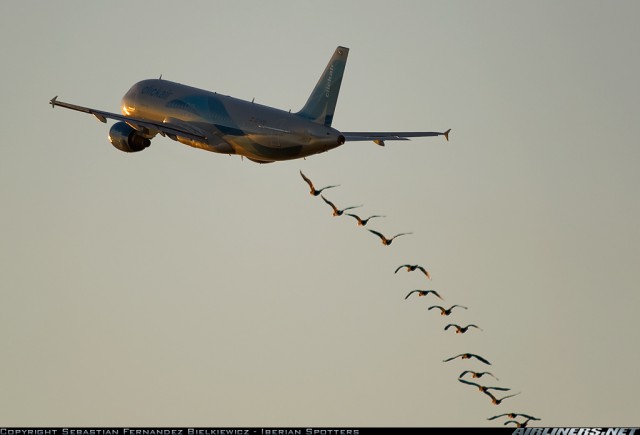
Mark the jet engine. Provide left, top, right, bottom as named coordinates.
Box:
left=108, top=121, right=151, bottom=153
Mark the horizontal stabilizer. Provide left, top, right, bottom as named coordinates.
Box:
left=343, top=130, right=450, bottom=144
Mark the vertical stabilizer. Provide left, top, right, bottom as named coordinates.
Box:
left=297, top=46, right=349, bottom=127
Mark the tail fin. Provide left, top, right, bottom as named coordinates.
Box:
left=297, top=46, right=349, bottom=127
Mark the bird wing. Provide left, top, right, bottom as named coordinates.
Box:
left=471, top=354, right=492, bottom=365
left=417, top=266, right=431, bottom=279
left=444, top=324, right=459, bottom=331
left=487, top=386, right=511, bottom=392
left=452, top=305, right=468, bottom=310
left=299, top=170, right=314, bottom=189
left=443, top=354, right=463, bottom=362
left=316, top=184, right=340, bottom=194
left=404, top=290, right=419, bottom=300
left=499, top=392, right=521, bottom=401
left=457, top=378, right=480, bottom=388
left=392, top=232, right=412, bottom=239
left=345, top=213, right=361, bottom=221
left=428, top=305, right=443, bottom=311
left=487, top=414, right=509, bottom=421
left=321, top=195, right=338, bottom=212
left=342, top=205, right=362, bottom=212
left=432, top=290, right=444, bottom=300
left=482, top=389, right=497, bottom=400
left=368, top=229, right=385, bottom=240
left=395, top=264, right=409, bottom=273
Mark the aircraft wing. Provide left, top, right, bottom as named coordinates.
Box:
left=49, top=96, right=208, bottom=142
left=342, top=129, right=450, bottom=146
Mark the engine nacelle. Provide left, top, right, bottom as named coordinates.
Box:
left=108, top=121, right=151, bottom=153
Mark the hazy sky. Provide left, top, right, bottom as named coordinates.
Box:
left=1, top=0, right=639, bottom=427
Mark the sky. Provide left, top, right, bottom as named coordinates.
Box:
left=1, top=0, right=639, bottom=428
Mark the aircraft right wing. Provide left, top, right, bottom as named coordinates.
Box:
left=342, top=129, right=450, bottom=146
left=49, top=96, right=208, bottom=142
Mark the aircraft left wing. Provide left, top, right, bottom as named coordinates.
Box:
left=49, top=96, right=208, bottom=142
left=342, top=129, right=450, bottom=146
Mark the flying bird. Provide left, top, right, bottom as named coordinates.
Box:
left=457, top=378, right=510, bottom=393
left=487, top=413, right=541, bottom=422
left=445, top=323, right=483, bottom=334
left=394, top=264, right=431, bottom=279
left=404, top=289, right=444, bottom=300
left=345, top=213, right=385, bottom=226
left=504, top=419, right=535, bottom=428
left=320, top=195, right=361, bottom=216
left=483, top=390, right=521, bottom=405
left=367, top=229, right=412, bottom=246
left=428, top=305, right=468, bottom=316
left=299, top=171, right=339, bottom=196
left=443, top=353, right=491, bottom=365
left=459, top=370, right=498, bottom=381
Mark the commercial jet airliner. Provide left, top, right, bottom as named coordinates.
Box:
left=50, top=46, right=450, bottom=163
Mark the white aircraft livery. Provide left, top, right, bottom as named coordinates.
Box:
left=50, top=46, right=450, bottom=163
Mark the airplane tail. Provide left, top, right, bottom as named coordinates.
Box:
left=297, top=46, right=349, bottom=127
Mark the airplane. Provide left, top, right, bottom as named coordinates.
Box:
left=49, top=46, right=450, bottom=164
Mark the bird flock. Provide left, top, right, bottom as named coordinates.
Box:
left=300, top=170, right=541, bottom=427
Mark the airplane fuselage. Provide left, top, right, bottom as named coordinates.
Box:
left=121, top=79, right=345, bottom=162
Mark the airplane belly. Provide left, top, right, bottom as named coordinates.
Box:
left=230, top=135, right=304, bottom=161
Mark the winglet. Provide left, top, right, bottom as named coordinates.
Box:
left=50, top=96, right=58, bottom=108
left=443, top=129, right=451, bottom=141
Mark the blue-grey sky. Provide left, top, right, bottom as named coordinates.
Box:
left=1, top=0, right=639, bottom=427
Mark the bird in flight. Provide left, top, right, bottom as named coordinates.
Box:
left=503, top=419, right=535, bottom=428
left=320, top=195, right=361, bottom=216
left=367, top=229, right=412, bottom=246
left=299, top=171, right=339, bottom=196
left=457, top=378, right=510, bottom=393
left=394, top=264, right=431, bottom=279
left=459, top=370, right=498, bottom=381
left=428, top=305, right=468, bottom=316
left=404, top=289, right=444, bottom=300
left=445, top=323, right=483, bottom=334
left=345, top=213, right=385, bottom=226
left=443, top=353, right=491, bottom=365
left=487, top=413, right=540, bottom=422
left=483, top=390, right=521, bottom=405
